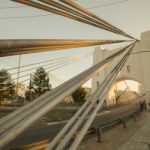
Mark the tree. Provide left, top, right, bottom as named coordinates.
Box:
left=0, top=69, right=15, bottom=105
left=72, top=87, right=87, bottom=105
left=25, top=67, right=52, bottom=101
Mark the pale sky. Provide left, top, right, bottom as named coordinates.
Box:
left=0, top=0, right=150, bottom=89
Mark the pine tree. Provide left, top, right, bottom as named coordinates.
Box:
left=0, top=69, right=15, bottom=105
left=25, top=67, right=52, bottom=101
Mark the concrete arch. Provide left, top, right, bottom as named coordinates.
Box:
left=115, top=76, right=141, bottom=84
left=92, top=31, right=150, bottom=106
left=108, top=76, right=142, bottom=100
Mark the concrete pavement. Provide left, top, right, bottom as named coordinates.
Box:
left=118, top=111, right=150, bottom=150
left=79, top=110, right=147, bottom=150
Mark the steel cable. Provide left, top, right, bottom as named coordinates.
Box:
left=52, top=43, right=135, bottom=150
left=0, top=44, right=132, bottom=149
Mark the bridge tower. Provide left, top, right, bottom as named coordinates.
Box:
left=92, top=31, right=150, bottom=107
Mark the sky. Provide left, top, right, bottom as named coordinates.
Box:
left=0, top=0, right=150, bottom=90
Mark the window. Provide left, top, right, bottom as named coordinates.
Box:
left=126, top=65, right=131, bottom=73
left=96, top=72, right=99, bottom=77
left=97, top=81, right=100, bottom=87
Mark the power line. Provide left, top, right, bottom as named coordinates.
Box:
left=0, top=0, right=134, bottom=39
left=50, top=78, right=57, bottom=88
left=0, top=56, right=72, bottom=78
left=50, top=75, right=62, bottom=87
left=0, top=5, right=27, bottom=9
left=11, top=58, right=76, bottom=76
left=0, top=58, right=75, bottom=80
left=0, top=51, right=92, bottom=80
left=0, top=0, right=79, bottom=9
left=0, top=58, right=79, bottom=91
left=6, top=51, right=92, bottom=73
left=3, top=59, right=78, bottom=83
left=0, top=0, right=132, bottom=10
left=0, top=0, right=132, bottom=20
left=131, top=51, right=150, bottom=55
left=51, top=73, right=64, bottom=84
left=0, top=14, right=53, bottom=20
left=7, top=56, right=70, bottom=71
left=0, top=51, right=92, bottom=90
left=50, top=73, right=64, bottom=86
left=89, top=0, right=131, bottom=10
left=0, top=59, right=16, bottom=67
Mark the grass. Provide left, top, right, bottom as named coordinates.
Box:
left=42, top=109, right=77, bottom=123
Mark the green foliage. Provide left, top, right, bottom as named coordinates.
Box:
left=17, top=95, right=26, bottom=105
left=44, top=109, right=76, bottom=123
left=25, top=67, right=52, bottom=101
left=72, top=87, right=87, bottom=105
left=0, top=69, right=15, bottom=104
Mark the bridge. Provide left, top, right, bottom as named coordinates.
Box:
left=0, top=0, right=149, bottom=150
left=92, top=31, right=150, bottom=107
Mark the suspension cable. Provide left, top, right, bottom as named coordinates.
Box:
left=12, top=0, right=136, bottom=40
left=39, top=0, right=122, bottom=35
left=0, top=59, right=78, bottom=91
left=0, top=43, right=132, bottom=149
left=7, top=56, right=70, bottom=71
left=59, top=0, right=135, bottom=39
left=0, top=39, right=127, bottom=57
left=0, top=51, right=92, bottom=85
left=0, top=51, right=92, bottom=91
left=11, top=58, right=76, bottom=76
left=50, top=43, right=135, bottom=150
left=68, top=49, right=134, bottom=150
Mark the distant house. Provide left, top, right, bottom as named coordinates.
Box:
left=83, top=87, right=91, bottom=99
left=64, top=95, right=74, bottom=104
left=14, top=83, right=26, bottom=97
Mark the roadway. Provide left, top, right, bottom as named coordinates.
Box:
left=3, top=101, right=143, bottom=150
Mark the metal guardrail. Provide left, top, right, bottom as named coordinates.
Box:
left=92, top=98, right=146, bottom=143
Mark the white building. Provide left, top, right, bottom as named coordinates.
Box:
left=92, top=31, right=150, bottom=106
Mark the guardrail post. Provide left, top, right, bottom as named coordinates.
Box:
left=97, top=127, right=102, bottom=143
left=121, top=119, right=126, bottom=128
left=132, top=114, right=137, bottom=121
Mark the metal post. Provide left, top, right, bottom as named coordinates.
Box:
left=15, top=54, right=21, bottom=108
left=97, top=127, right=102, bottom=143
left=121, top=119, right=127, bottom=128
left=29, top=74, right=32, bottom=102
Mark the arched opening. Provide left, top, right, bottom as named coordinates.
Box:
left=107, top=76, right=142, bottom=107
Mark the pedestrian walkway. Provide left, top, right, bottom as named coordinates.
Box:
left=118, top=111, right=150, bottom=150
left=79, top=111, right=148, bottom=150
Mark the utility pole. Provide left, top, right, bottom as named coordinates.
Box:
left=15, top=54, right=21, bottom=108
left=29, top=74, right=32, bottom=102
